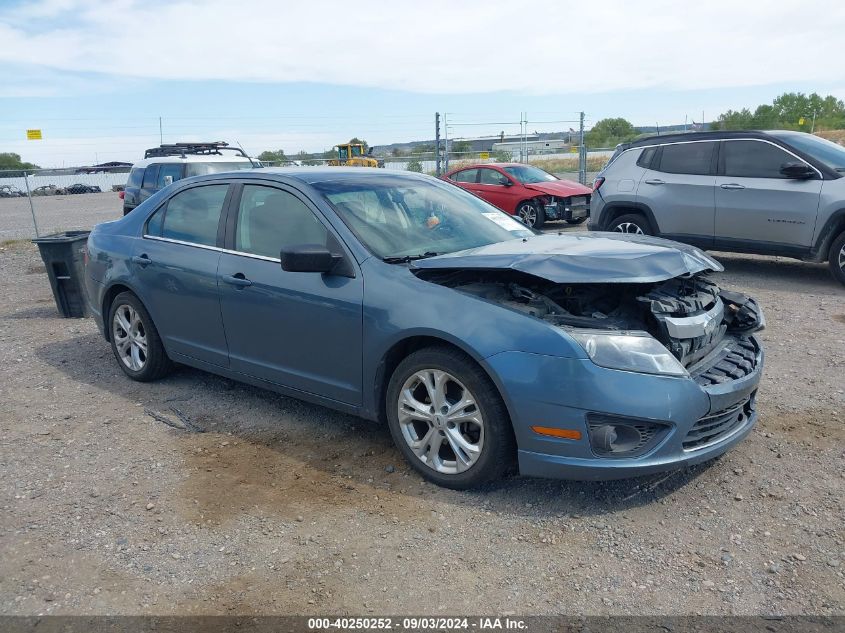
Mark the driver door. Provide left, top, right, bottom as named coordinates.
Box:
left=473, top=167, right=522, bottom=212
left=217, top=183, right=364, bottom=405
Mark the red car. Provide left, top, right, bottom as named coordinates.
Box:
left=443, top=162, right=592, bottom=229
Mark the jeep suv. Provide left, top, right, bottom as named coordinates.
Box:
left=590, top=130, right=845, bottom=286
left=122, top=142, right=258, bottom=215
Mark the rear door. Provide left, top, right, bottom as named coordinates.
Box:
left=638, top=141, right=717, bottom=248
left=132, top=182, right=232, bottom=367
left=217, top=183, right=364, bottom=405
left=714, top=139, right=822, bottom=251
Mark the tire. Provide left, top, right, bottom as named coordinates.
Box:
left=108, top=292, right=173, bottom=382
left=385, top=346, right=516, bottom=489
left=608, top=212, right=653, bottom=236
left=565, top=217, right=587, bottom=225
left=516, top=201, right=545, bottom=229
left=829, top=230, right=845, bottom=287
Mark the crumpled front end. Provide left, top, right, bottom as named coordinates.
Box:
left=419, top=264, right=765, bottom=480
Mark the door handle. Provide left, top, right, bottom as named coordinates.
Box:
left=720, top=183, right=746, bottom=190
left=131, top=254, right=152, bottom=267
left=644, top=179, right=665, bottom=185
left=221, top=273, right=252, bottom=288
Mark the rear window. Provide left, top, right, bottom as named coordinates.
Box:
left=656, top=142, right=715, bottom=175
left=127, top=168, right=144, bottom=189
left=636, top=147, right=657, bottom=168
left=185, top=162, right=255, bottom=177
left=451, top=169, right=478, bottom=183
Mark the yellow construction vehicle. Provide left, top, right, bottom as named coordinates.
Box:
left=328, top=143, right=382, bottom=167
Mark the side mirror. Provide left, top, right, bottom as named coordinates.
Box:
left=780, top=162, right=815, bottom=179
left=280, top=244, right=341, bottom=274
left=500, top=178, right=513, bottom=186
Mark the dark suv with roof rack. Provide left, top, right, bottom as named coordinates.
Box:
left=590, top=130, right=845, bottom=286
left=121, top=142, right=258, bottom=215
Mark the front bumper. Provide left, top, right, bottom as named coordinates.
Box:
left=483, top=335, right=763, bottom=481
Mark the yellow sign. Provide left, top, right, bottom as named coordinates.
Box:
left=798, top=117, right=805, bottom=126
left=570, top=146, right=578, bottom=153
left=479, top=151, right=490, bottom=160
left=26, top=129, right=42, bottom=140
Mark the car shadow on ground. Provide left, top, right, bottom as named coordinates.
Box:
left=35, top=332, right=716, bottom=521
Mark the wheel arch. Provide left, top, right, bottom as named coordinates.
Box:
left=372, top=335, right=516, bottom=433
left=598, top=201, right=659, bottom=233
left=812, top=208, right=845, bottom=262
left=101, top=282, right=144, bottom=342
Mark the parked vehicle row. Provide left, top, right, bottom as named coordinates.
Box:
left=591, top=130, right=845, bottom=286
left=87, top=168, right=764, bottom=489
left=2, top=183, right=104, bottom=197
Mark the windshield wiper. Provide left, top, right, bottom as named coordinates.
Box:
left=382, top=251, right=440, bottom=264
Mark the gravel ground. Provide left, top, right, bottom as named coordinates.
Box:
left=0, top=236, right=843, bottom=617
left=0, top=192, right=122, bottom=240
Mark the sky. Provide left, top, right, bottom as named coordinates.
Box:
left=1, top=0, right=845, bottom=167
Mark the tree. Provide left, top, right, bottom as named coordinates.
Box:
left=711, top=92, right=845, bottom=131
left=348, top=137, right=368, bottom=150
left=449, top=140, right=473, bottom=156
left=257, top=149, right=287, bottom=164
left=586, top=118, right=636, bottom=147
left=0, top=152, right=39, bottom=173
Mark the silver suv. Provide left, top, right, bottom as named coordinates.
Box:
left=589, top=130, right=845, bottom=286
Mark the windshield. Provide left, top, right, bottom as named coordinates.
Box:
left=502, top=165, right=558, bottom=184
left=770, top=132, right=845, bottom=172
left=185, top=162, right=256, bottom=176
left=312, top=174, right=534, bottom=259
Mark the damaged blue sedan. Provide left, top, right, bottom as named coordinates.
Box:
left=84, top=168, right=764, bottom=489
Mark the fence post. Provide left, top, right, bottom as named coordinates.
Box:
left=578, top=111, right=587, bottom=185
left=23, top=172, right=40, bottom=238
left=435, top=112, right=441, bottom=177
left=443, top=112, right=449, bottom=172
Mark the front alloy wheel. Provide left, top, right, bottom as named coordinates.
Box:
left=829, top=231, right=845, bottom=286
left=516, top=202, right=545, bottom=229
left=614, top=222, right=644, bottom=234
left=397, top=369, right=484, bottom=474
left=386, top=347, right=515, bottom=489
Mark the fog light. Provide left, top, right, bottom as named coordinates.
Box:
left=587, top=414, right=670, bottom=458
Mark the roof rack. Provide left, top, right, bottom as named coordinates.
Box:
left=144, top=141, right=252, bottom=159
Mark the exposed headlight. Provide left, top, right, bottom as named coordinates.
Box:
left=566, top=329, right=688, bottom=377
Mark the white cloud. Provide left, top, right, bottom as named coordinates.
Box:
left=1, top=0, right=844, bottom=95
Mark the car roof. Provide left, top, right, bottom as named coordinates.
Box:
left=131, top=154, right=255, bottom=168
left=447, top=162, right=526, bottom=172
left=621, top=129, right=805, bottom=149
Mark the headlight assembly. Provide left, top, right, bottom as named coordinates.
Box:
left=566, top=328, right=688, bottom=377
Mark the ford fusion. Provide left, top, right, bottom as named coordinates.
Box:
left=84, top=169, right=764, bottom=489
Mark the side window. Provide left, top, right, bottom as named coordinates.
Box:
left=158, top=184, right=229, bottom=247
left=452, top=169, right=478, bottom=183
left=656, top=142, right=715, bottom=175
left=142, top=165, right=159, bottom=189
left=146, top=206, right=165, bottom=236
left=636, top=147, right=657, bottom=168
left=478, top=168, right=506, bottom=185
left=127, top=168, right=144, bottom=189
left=156, top=163, right=183, bottom=188
left=235, top=185, right=328, bottom=259
left=723, top=141, right=797, bottom=179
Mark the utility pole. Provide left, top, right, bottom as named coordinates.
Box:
left=435, top=112, right=441, bottom=177
left=812, top=109, right=817, bottom=133
left=578, top=111, right=586, bottom=185
left=159, top=117, right=163, bottom=145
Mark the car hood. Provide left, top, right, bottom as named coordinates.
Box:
left=411, top=232, right=723, bottom=284
left=523, top=180, right=593, bottom=197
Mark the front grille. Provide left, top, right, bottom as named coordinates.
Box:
left=683, top=396, right=755, bottom=451
left=692, top=337, right=759, bottom=386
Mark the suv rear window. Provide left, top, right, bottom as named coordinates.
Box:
left=127, top=168, right=144, bottom=189
left=636, top=147, right=657, bottom=168
left=656, top=142, right=715, bottom=175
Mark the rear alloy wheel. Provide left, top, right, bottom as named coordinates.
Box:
left=829, top=231, right=845, bottom=287
left=517, top=201, right=545, bottom=229
left=109, top=292, right=173, bottom=382
left=386, top=347, right=515, bottom=489
left=609, top=213, right=652, bottom=236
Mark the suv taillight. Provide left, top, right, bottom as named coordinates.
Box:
left=118, top=191, right=125, bottom=199
left=593, top=177, right=605, bottom=191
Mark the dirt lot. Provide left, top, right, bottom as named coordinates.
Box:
left=0, top=237, right=843, bottom=617
left=0, top=192, right=123, bottom=240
